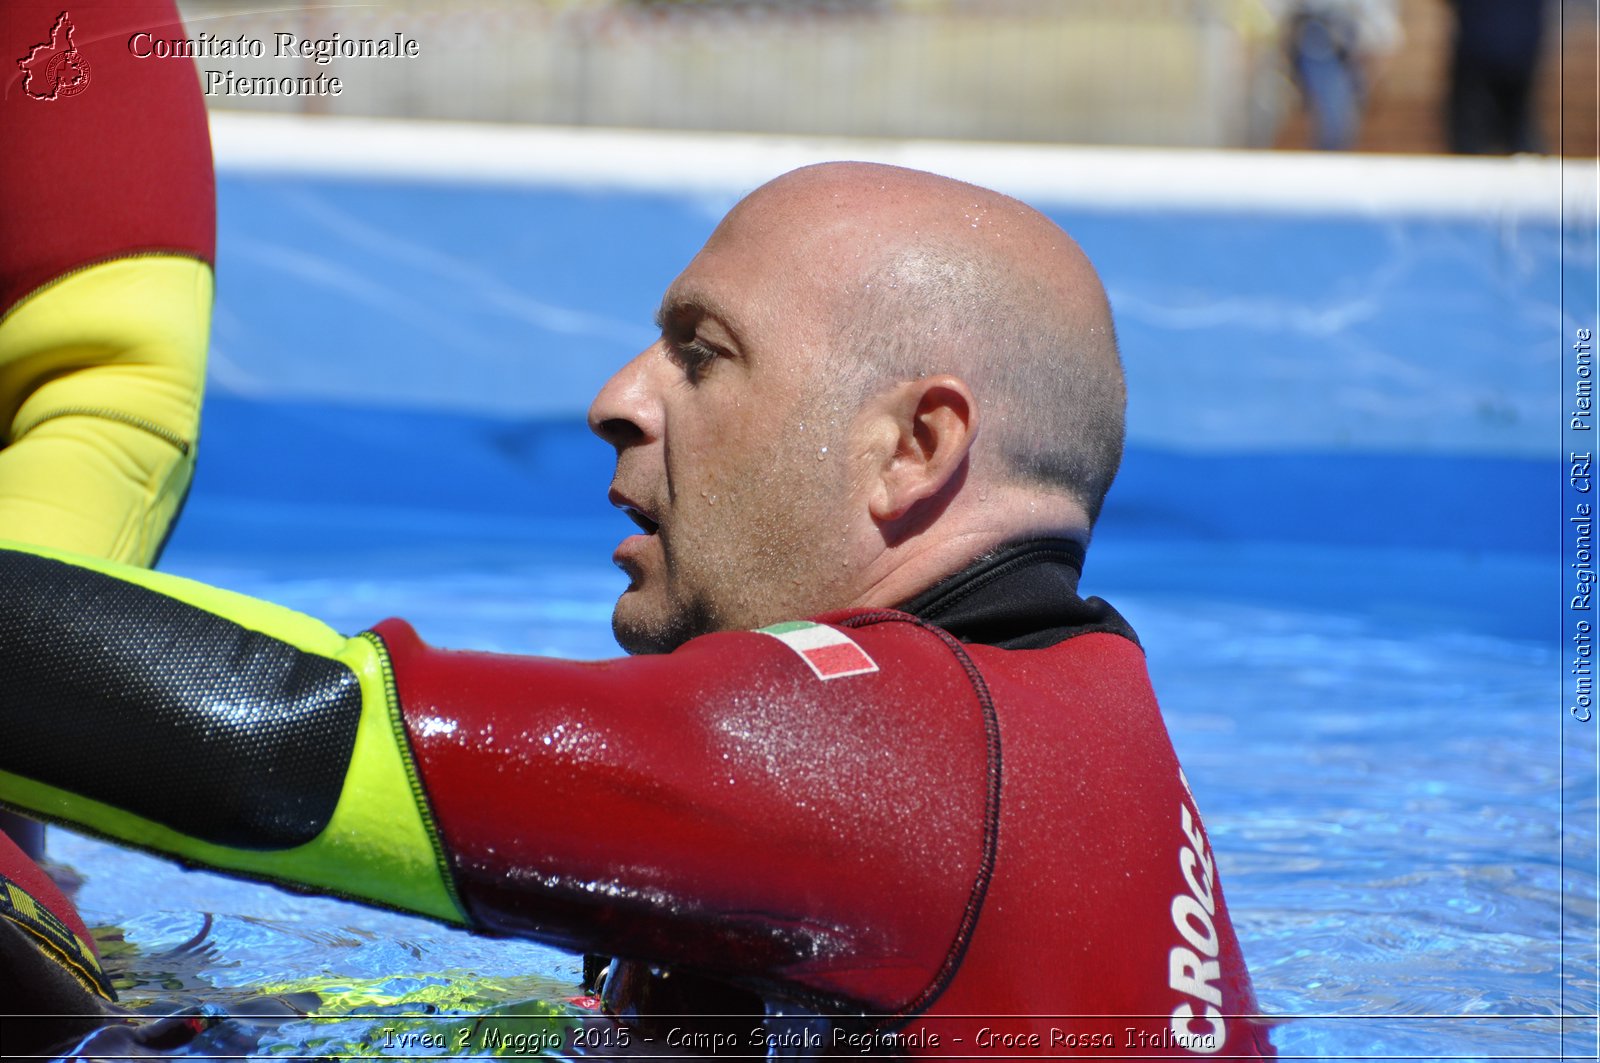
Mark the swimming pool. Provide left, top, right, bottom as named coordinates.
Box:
left=41, top=117, right=1597, bottom=1059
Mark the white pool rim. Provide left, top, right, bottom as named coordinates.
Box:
left=210, top=112, right=1596, bottom=222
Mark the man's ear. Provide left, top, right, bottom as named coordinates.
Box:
left=866, top=374, right=978, bottom=524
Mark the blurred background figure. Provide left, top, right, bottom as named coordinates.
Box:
left=1278, top=0, right=1402, bottom=149
left=172, top=0, right=1598, bottom=156
left=1444, top=0, right=1549, bottom=154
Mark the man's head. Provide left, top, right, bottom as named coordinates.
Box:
left=588, top=162, right=1124, bottom=654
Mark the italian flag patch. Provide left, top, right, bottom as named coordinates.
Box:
left=757, top=621, right=879, bottom=681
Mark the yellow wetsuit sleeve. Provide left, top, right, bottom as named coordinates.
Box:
left=0, top=255, right=211, bottom=566
left=0, top=541, right=466, bottom=927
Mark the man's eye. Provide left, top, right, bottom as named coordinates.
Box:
left=674, top=338, right=718, bottom=383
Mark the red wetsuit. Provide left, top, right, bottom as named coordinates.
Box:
left=1, top=0, right=215, bottom=565
left=0, top=2, right=213, bottom=1049
left=384, top=540, right=1275, bottom=1058
left=2, top=0, right=214, bottom=315
left=0, top=538, right=1273, bottom=1059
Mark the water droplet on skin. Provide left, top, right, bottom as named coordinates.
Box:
left=816, top=446, right=828, bottom=460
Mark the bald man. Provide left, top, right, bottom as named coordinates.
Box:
left=0, top=164, right=1274, bottom=1058
left=595, top=163, right=1123, bottom=653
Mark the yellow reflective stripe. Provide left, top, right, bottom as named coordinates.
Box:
left=0, top=541, right=467, bottom=926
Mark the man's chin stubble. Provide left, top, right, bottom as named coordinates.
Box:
left=612, top=593, right=721, bottom=656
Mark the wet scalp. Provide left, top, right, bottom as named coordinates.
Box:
left=737, top=162, right=1126, bottom=524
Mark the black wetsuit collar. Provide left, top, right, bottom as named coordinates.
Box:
left=899, top=538, right=1139, bottom=650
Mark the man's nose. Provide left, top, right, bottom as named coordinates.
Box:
left=588, top=344, right=661, bottom=449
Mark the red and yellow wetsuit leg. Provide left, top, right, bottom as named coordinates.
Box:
left=0, top=0, right=215, bottom=1028
left=1, top=0, right=214, bottom=565
left=0, top=542, right=1275, bottom=1058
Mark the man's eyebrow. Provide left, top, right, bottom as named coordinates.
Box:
left=653, top=294, right=731, bottom=334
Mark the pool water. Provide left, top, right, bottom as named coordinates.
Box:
left=36, top=458, right=1578, bottom=1060
left=30, top=135, right=1597, bottom=1058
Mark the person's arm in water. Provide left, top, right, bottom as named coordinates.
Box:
left=1, top=0, right=215, bottom=567
left=0, top=539, right=1277, bottom=1057
left=0, top=540, right=992, bottom=1018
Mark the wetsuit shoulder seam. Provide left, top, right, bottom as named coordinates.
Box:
left=837, top=610, right=1002, bottom=1026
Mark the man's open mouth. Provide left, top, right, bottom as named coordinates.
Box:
left=608, top=488, right=661, bottom=537
left=624, top=508, right=659, bottom=535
